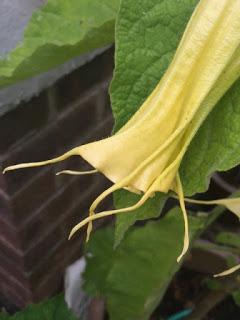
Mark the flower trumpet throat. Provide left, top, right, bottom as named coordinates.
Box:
left=3, top=0, right=240, bottom=269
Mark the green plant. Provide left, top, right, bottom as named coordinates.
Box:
left=0, top=294, right=77, bottom=320
left=1, top=0, right=240, bottom=318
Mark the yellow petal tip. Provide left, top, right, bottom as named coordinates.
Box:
left=213, top=264, right=240, bottom=277
left=68, top=231, right=74, bottom=240
left=2, top=166, right=14, bottom=174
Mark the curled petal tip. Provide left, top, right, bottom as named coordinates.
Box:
left=56, top=170, right=70, bottom=176
left=56, top=169, right=98, bottom=176
left=86, top=234, right=90, bottom=243
left=213, top=264, right=240, bottom=277
left=68, top=220, right=86, bottom=240
left=2, top=166, right=14, bottom=174
left=68, top=230, right=74, bottom=240
left=177, top=251, right=186, bottom=263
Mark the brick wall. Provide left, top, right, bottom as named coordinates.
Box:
left=0, top=48, right=114, bottom=308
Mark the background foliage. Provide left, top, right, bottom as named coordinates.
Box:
left=0, top=0, right=119, bottom=87
left=0, top=295, right=77, bottom=320
left=1, top=0, right=240, bottom=319
left=84, top=205, right=226, bottom=320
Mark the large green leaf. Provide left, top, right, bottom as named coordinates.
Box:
left=110, top=0, right=240, bottom=239
left=0, top=0, right=119, bottom=88
left=111, top=0, right=198, bottom=131
left=83, top=227, right=115, bottom=296
left=110, top=0, right=198, bottom=240
left=181, top=80, right=240, bottom=194
left=0, top=294, right=77, bottom=320
left=114, top=190, right=166, bottom=246
left=84, top=207, right=216, bottom=320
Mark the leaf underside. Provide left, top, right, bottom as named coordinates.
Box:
left=0, top=0, right=119, bottom=88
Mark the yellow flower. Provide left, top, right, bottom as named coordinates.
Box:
left=3, top=0, right=240, bottom=271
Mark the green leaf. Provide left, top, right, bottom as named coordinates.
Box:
left=215, top=231, right=240, bottom=249
left=0, top=0, right=119, bottom=88
left=232, top=290, right=240, bottom=307
left=114, top=190, right=166, bottom=246
left=84, top=227, right=115, bottom=296
left=110, top=0, right=199, bottom=240
left=110, top=0, right=240, bottom=240
left=111, top=0, right=198, bottom=131
left=84, top=208, right=206, bottom=320
left=181, top=80, right=240, bottom=195
left=206, top=279, right=223, bottom=291
left=0, top=294, right=77, bottom=320
left=206, top=279, right=240, bottom=307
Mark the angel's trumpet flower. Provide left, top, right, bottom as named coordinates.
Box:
left=3, top=0, right=240, bottom=267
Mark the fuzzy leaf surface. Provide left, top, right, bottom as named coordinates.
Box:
left=110, top=0, right=198, bottom=240
left=110, top=0, right=240, bottom=240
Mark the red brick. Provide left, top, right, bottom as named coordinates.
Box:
left=56, top=92, right=100, bottom=152
left=0, top=191, right=13, bottom=222
left=53, top=113, right=113, bottom=189
left=17, top=174, right=93, bottom=250
left=21, top=175, right=111, bottom=282
left=0, top=280, right=31, bottom=308
left=0, top=91, right=49, bottom=154
left=55, top=48, right=114, bottom=111
left=0, top=235, right=24, bottom=267
left=1, top=124, right=58, bottom=195
left=22, top=226, right=63, bottom=272
left=0, top=48, right=115, bottom=308
left=93, top=84, right=113, bottom=122
left=0, top=266, right=31, bottom=297
left=0, top=217, right=19, bottom=247
left=10, top=168, right=55, bottom=224
left=33, top=268, right=63, bottom=303
left=0, top=252, right=29, bottom=288
left=27, top=242, right=66, bottom=289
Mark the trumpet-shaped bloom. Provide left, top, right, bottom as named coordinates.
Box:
left=3, top=0, right=240, bottom=271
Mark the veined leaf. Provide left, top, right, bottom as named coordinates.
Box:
left=84, top=208, right=209, bottom=320
left=114, top=190, right=166, bottom=246
left=0, top=294, right=77, bottom=320
left=110, top=0, right=199, bottom=240
left=111, top=0, right=199, bottom=131
left=84, top=203, right=227, bottom=319
left=110, top=0, right=240, bottom=240
left=0, top=0, right=119, bottom=88
left=181, top=80, right=240, bottom=195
